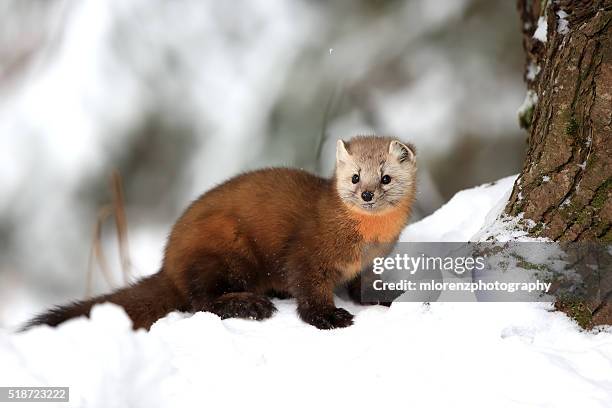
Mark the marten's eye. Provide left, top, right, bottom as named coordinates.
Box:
left=381, top=175, right=391, bottom=184
left=351, top=174, right=360, bottom=184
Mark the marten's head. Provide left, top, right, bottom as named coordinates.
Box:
left=335, top=136, right=416, bottom=213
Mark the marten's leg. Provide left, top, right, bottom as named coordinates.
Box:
left=287, top=260, right=353, bottom=329
left=182, top=252, right=276, bottom=320
left=295, top=282, right=354, bottom=329
left=165, top=213, right=277, bottom=320
left=347, top=274, right=364, bottom=304
left=347, top=274, right=392, bottom=307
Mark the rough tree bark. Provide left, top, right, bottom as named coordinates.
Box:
left=508, top=0, right=611, bottom=325
left=508, top=0, right=611, bottom=241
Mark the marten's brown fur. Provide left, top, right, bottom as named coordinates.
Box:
left=23, top=136, right=416, bottom=330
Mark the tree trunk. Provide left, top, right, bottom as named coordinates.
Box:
left=508, top=0, right=612, bottom=326
left=507, top=0, right=611, bottom=242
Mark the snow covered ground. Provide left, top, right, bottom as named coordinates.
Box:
left=2, top=175, right=612, bottom=408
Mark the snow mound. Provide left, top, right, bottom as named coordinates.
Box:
left=401, top=174, right=517, bottom=241
left=3, top=175, right=612, bottom=408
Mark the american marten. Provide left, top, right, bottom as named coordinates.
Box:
left=23, top=136, right=417, bottom=330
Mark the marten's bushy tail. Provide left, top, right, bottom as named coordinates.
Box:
left=21, top=272, right=188, bottom=331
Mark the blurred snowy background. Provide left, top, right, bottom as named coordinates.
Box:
left=0, top=0, right=526, bottom=327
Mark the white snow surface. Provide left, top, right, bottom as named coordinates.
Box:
left=2, top=175, right=612, bottom=408
left=401, top=174, right=517, bottom=242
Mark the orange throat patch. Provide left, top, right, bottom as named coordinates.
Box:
left=347, top=201, right=412, bottom=244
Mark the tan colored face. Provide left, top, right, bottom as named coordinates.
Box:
left=335, top=137, right=416, bottom=212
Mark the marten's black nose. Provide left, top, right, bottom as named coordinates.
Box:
left=361, top=191, right=374, bottom=202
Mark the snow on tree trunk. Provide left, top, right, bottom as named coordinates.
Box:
left=507, top=0, right=611, bottom=242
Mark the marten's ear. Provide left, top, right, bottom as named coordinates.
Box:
left=336, top=140, right=351, bottom=163
left=389, top=140, right=415, bottom=164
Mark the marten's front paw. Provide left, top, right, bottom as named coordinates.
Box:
left=299, top=306, right=354, bottom=329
